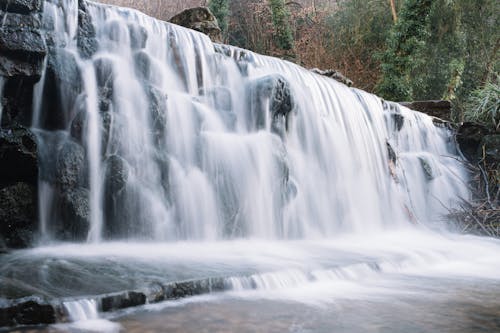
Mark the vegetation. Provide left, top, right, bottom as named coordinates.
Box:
left=464, top=79, right=500, bottom=131
left=268, top=0, right=294, bottom=51
left=208, top=0, right=229, bottom=37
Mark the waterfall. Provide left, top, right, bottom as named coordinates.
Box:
left=32, top=0, right=469, bottom=243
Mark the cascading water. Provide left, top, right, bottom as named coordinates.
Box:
left=31, top=0, right=467, bottom=242
left=2, top=0, right=500, bottom=331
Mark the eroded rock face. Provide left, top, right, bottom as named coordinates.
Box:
left=478, top=134, right=500, bottom=164
left=400, top=100, right=452, bottom=121
left=169, top=7, right=222, bottom=43
left=456, top=122, right=491, bottom=162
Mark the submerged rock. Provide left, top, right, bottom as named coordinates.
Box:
left=169, top=7, right=222, bottom=43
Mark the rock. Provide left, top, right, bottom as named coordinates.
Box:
left=0, top=27, right=46, bottom=59
left=0, top=126, right=38, bottom=185
left=100, top=291, right=146, bottom=312
left=310, top=68, right=353, bottom=87
left=247, top=74, right=295, bottom=138
left=77, top=6, right=98, bottom=58
left=456, top=122, right=491, bottom=162
left=418, top=157, right=435, bottom=181
left=70, top=108, right=88, bottom=144
left=58, top=187, right=90, bottom=240
left=0, top=0, right=42, bottom=14
left=146, top=85, right=167, bottom=145
left=55, top=139, right=86, bottom=190
left=133, top=49, right=151, bottom=81
left=104, top=154, right=129, bottom=195
left=391, top=113, right=404, bottom=131
left=0, top=182, right=37, bottom=248
left=169, top=7, right=222, bottom=43
left=0, top=10, right=41, bottom=29
left=400, top=100, right=452, bottom=121
left=478, top=135, right=500, bottom=164
left=128, top=23, right=148, bottom=49
left=0, top=298, right=56, bottom=327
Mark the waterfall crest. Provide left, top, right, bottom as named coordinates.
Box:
left=32, top=0, right=469, bottom=242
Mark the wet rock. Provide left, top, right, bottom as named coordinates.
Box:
left=55, top=139, right=86, bottom=190
left=77, top=6, right=98, bottom=59
left=104, top=154, right=129, bottom=195
left=38, top=49, right=82, bottom=129
left=0, top=298, right=56, bottom=327
left=0, top=126, right=38, bottom=185
left=310, top=68, right=353, bottom=87
left=0, top=182, right=37, bottom=248
left=418, top=157, right=436, bottom=181
left=478, top=134, right=500, bottom=164
left=0, top=27, right=45, bottom=59
left=1, top=76, right=39, bottom=126
left=400, top=100, right=452, bottom=121
left=391, top=113, right=404, bottom=131
left=100, top=291, right=146, bottom=312
left=146, top=85, right=167, bottom=144
left=386, top=141, right=397, bottom=164
left=0, top=0, right=42, bottom=14
left=133, top=49, right=151, bottom=81
left=169, top=7, right=222, bottom=43
left=456, top=122, right=491, bottom=162
left=128, top=23, right=147, bottom=49
left=0, top=10, right=41, bottom=29
left=248, top=74, right=295, bottom=138
left=58, top=187, right=90, bottom=240
left=94, top=57, right=115, bottom=92
left=70, top=109, right=87, bottom=144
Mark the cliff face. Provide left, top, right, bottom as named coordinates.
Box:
left=0, top=0, right=47, bottom=249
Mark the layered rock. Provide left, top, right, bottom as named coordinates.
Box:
left=169, top=7, right=222, bottom=43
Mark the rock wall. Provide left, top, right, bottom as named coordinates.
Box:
left=0, top=0, right=46, bottom=249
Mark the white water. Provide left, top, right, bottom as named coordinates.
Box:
left=32, top=0, right=469, bottom=242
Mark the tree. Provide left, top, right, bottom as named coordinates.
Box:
left=209, top=0, right=229, bottom=37
left=268, top=0, right=294, bottom=50
left=376, top=0, right=433, bottom=101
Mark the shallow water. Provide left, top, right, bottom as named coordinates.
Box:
left=2, top=230, right=500, bottom=332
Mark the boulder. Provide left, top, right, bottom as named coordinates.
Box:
left=77, top=5, right=98, bottom=58
left=55, top=139, right=86, bottom=190
left=0, top=298, right=56, bottom=327
left=456, top=122, right=491, bottom=162
left=58, top=187, right=90, bottom=240
left=400, top=100, right=452, bottom=121
left=0, top=0, right=42, bottom=14
left=0, top=182, right=37, bottom=248
left=169, top=7, right=222, bottom=43
left=247, top=74, right=295, bottom=138
left=0, top=10, right=41, bottom=29
left=478, top=134, right=500, bottom=164
left=310, top=68, right=353, bottom=87
left=0, top=126, right=38, bottom=185
left=0, top=27, right=45, bottom=59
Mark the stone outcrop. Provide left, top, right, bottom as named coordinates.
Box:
left=400, top=100, right=452, bottom=121
left=310, top=68, right=353, bottom=87
left=169, top=7, right=222, bottom=43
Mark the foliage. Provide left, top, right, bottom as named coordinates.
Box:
left=268, top=0, right=294, bottom=50
left=464, top=78, right=500, bottom=131
left=208, top=0, right=229, bottom=36
left=375, top=0, right=433, bottom=101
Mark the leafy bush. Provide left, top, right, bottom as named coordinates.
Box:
left=464, top=79, right=500, bottom=131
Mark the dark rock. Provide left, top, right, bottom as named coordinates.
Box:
left=38, top=49, right=82, bottom=129
left=146, top=85, right=167, bottom=145
left=128, top=23, right=148, bottom=49
left=70, top=109, right=88, bottom=144
left=456, top=122, right=491, bottom=162
left=1, top=76, right=39, bottom=126
left=0, top=182, right=37, bottom=248
left=0, top=126, right=38, bottom=185
left=310, top=68, right=353, bottom=87
left=418, top=157, right=435, bottom=181
left=0, top=27, right=45, bottom=59
left=0, top=10, right=41, bottom=28
left=77, top=7, right=98, bottom=58
left=55, top=139, right=86, bottom=190
left=386, top=141, right=397, bottom=164
left=391, top=113, right=404, bottom=131
left=104, top=154, right=129, bottom=195
left=58, top=187, right=90, bottom=240
left=247, top=74, right=295, bottom=138
left=478, top=135, right=500, bottom=164
left=0, top=53, right=43, bottom=79
left=94, top=56, right=114, bottom=92
left=400, top=100, right=452, bottom=121
left=169, top=7, right=222, bottom=43
left=133, top=49, right=151, bottom=81
left=432, top=117, right=456, bottom=130
left=0, top=298, right=55, bottom=327
left=100, top=291, right=146, bottom=312
left=0, top=0, right=42, bottom=14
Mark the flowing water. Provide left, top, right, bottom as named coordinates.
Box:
left=1, top=0, right=500, bottom=331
